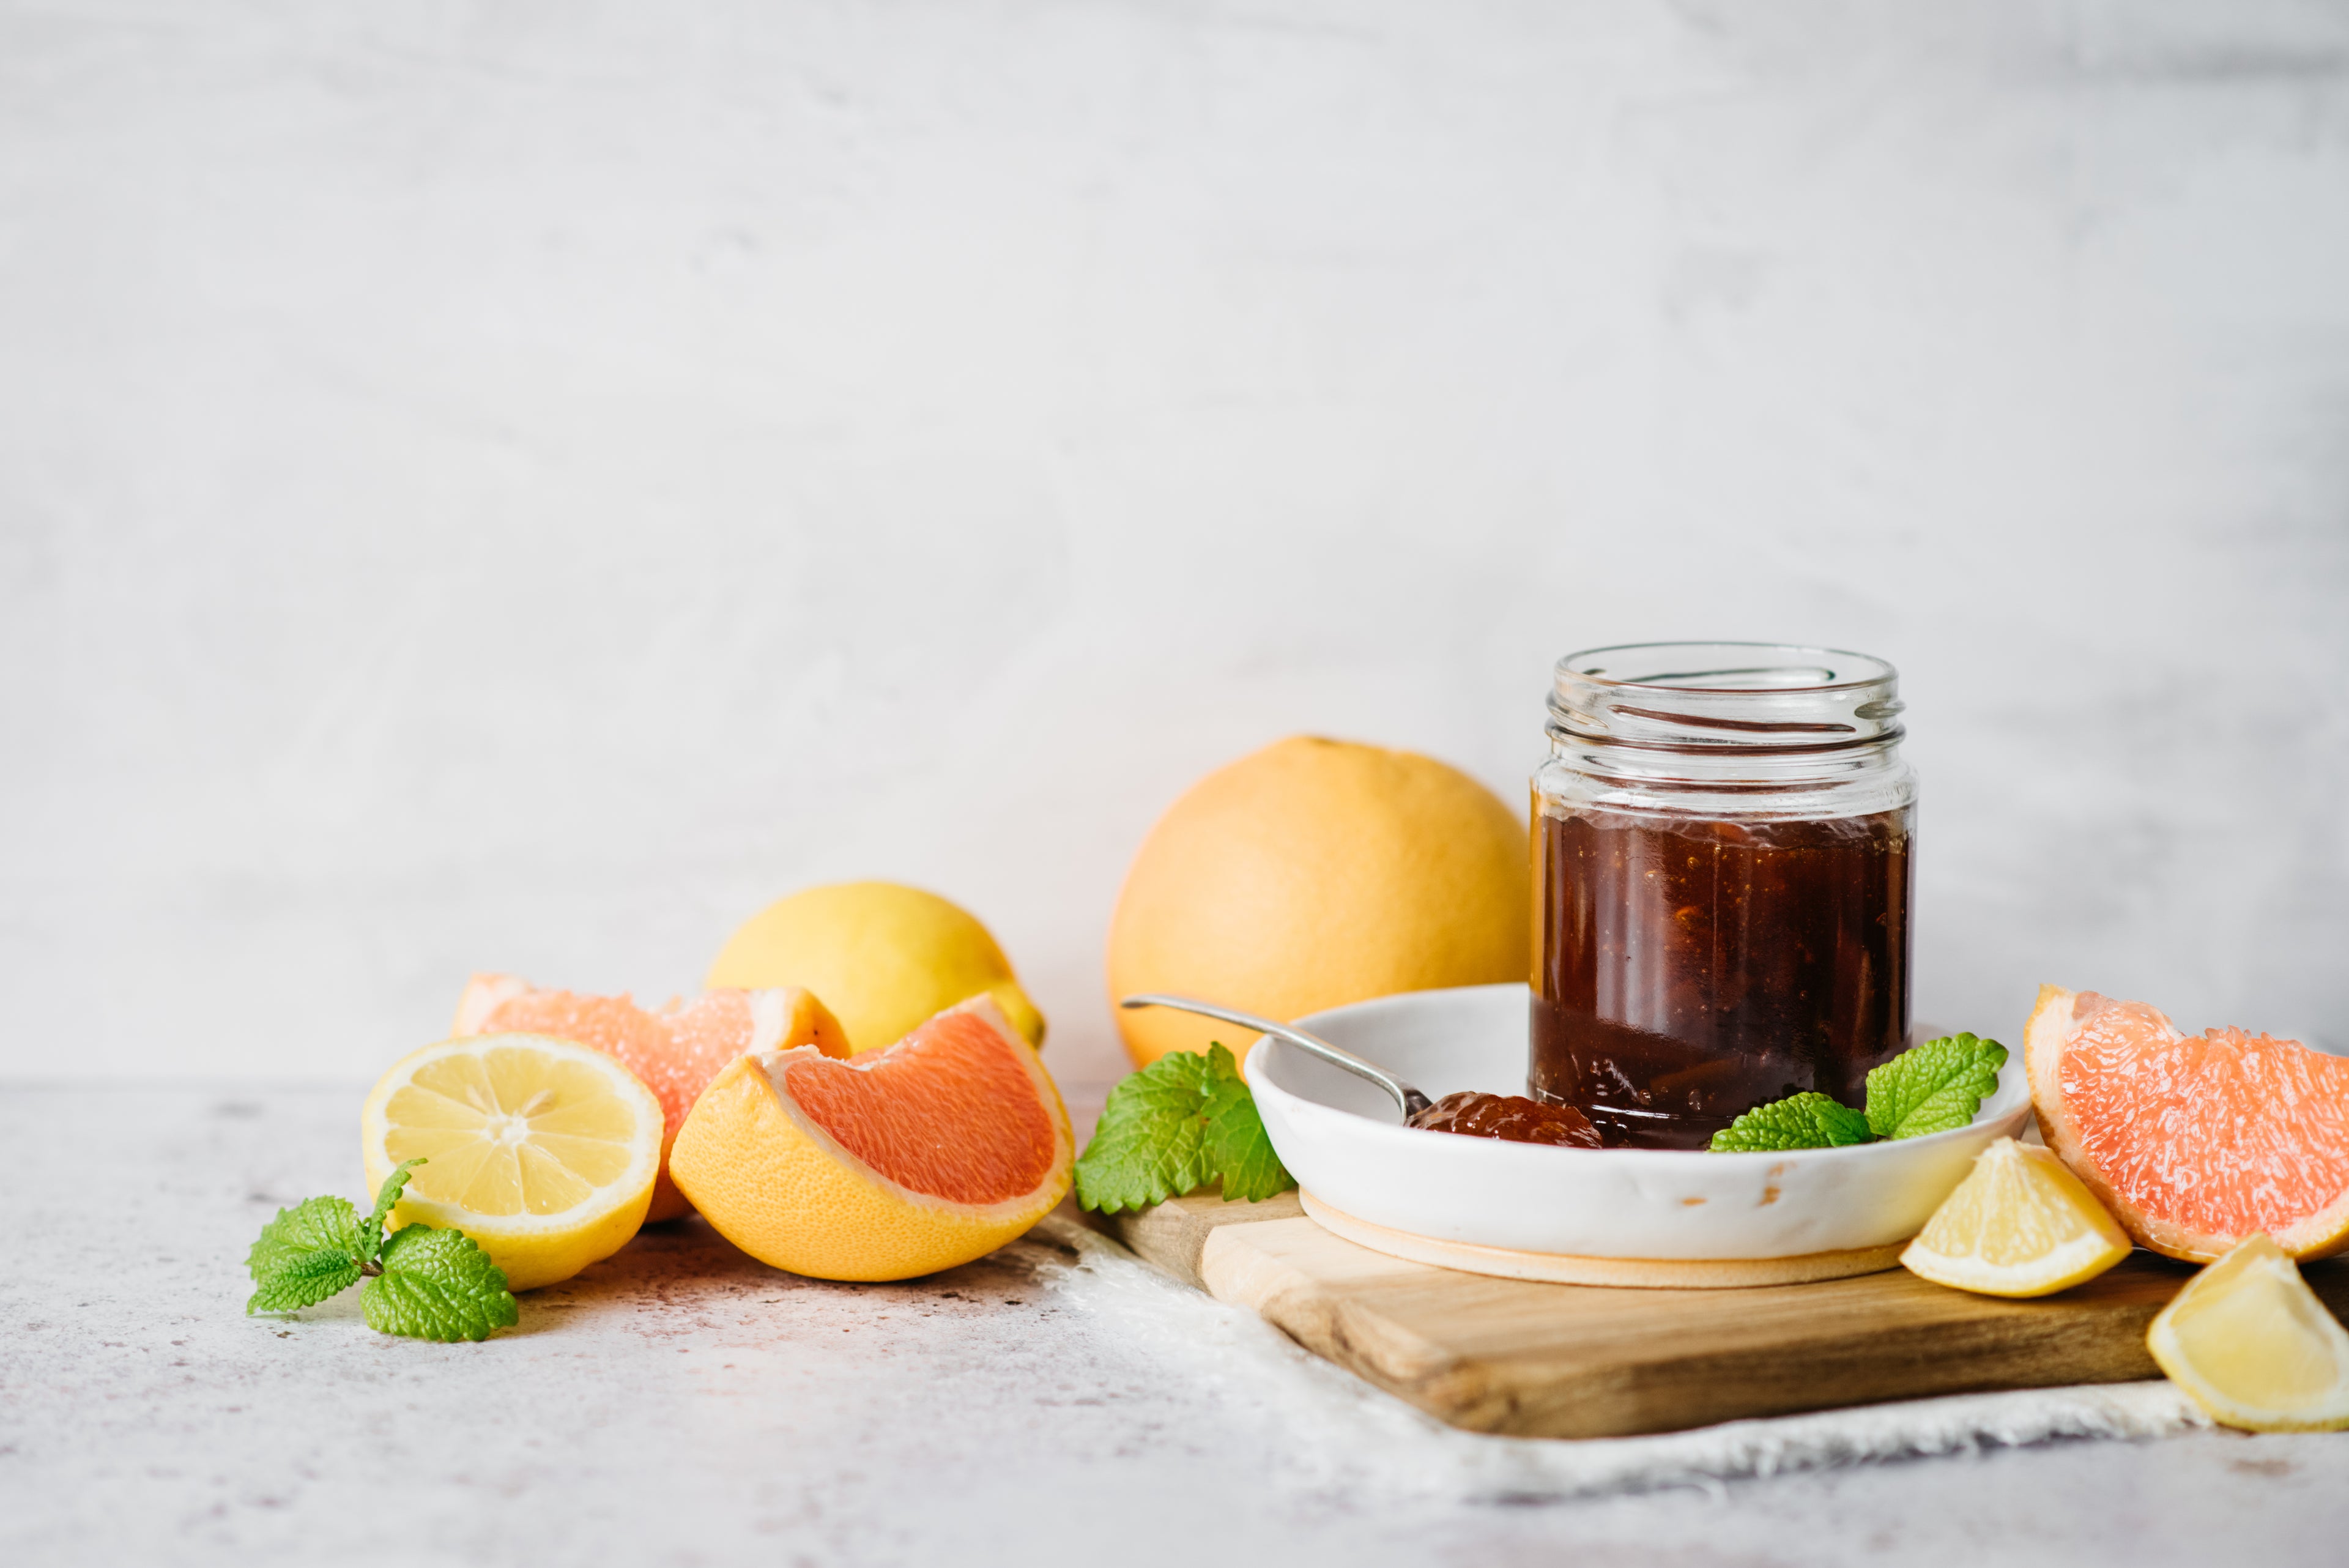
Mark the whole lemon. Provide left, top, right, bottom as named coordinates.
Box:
left=708, top=882, right=1044, bottom=1054
left=1107, top=735, right=1528, bottom=1068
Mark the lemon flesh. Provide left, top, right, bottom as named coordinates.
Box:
left=362, top=1034, right=664, bottom=1291
left=2148, top=1234, right=2349, bottom=1432
left=1901, top=1137, right=2133, bottom=1298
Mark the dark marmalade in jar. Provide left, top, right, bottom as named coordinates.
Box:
left=1531, top=806, right=1912, bottom=1150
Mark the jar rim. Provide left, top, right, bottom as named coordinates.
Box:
left=1548, top=641, right=1905, bottom=757
left=1554, top=641, right=1897, bottom=694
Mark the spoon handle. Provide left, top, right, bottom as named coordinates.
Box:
left=1117, top=994, right=1433, bottom=1120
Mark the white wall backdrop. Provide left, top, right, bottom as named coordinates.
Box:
left=4, top=0, right=2346, bottom=1089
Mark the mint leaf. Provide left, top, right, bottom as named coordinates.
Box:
left=247, top=1194, right=370, bottom=1315
left=243, top=1166, right=514, bottom=1339
left=361, top=1158, right=426, bottom=1265
left=247, top=1250, right=366, bottom=1314
left=1074, top=1049, right=1219, bottom=1214
left=1704, top=1031, right=2009, bottom=1152
left=1201, top=1053, right=1296, bottom=1204
left=361, top=1224, right=519, bottom=1342
left=1073, top=1041, right=1296, bottom=1213
left=1710, top=1091, right=1876, bottom=1153
left=1866, top=1033, right=2008, bottom=1140
left=247, top=1195, right=365, bottom=1287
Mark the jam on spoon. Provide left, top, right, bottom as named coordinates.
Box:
left=1406, top=1090, right=1603, bottom=1148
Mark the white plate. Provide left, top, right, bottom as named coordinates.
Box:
left=1246, top=983, right=2030, bottom=1261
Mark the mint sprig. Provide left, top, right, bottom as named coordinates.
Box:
left=1708, top=1033, right=2008, bottom=1153
left=243, top=1195, right=369, bottom=1311
left=360, top=1224, right=521, bottom=1340
left=1864, top=1032, right=2007, bottom=1140
left=1201, top=1072, right=1293, bottom=1203
left=1075, top=1043, right=1297, bottom=1214
left=1708, top=1091, right=1876, bottom=1153
left=245, top=1159, right=519, bottom=1342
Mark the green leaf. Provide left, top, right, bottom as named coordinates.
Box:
left=1202, top=1071, right=1295, bottom=1204
left=1709, top=1091, right=1877, bottom=1153
left=361, top=1158, right=426, bottom=1264
left=360, top=1225, right=519, bottom=1342
left=247, top=1195, right=365, bottom=1285
left=1075, top=1042, right=1297, bottom=1212
left=246, top=1250, right=365, bottom=1315
left=1073, top=1048, right=1219, bottom=1214
left=1866, top=1033, right=2008, bottom=1140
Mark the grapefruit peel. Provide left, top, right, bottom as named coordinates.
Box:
left=2027, top=986, right=2349, bottom=1263
left=669, top=995, right=1072, bottom=1283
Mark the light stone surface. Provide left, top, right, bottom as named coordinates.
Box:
left=7, top=7, right=2349, bottom=1556
left=7, top=1085, right=2349, bottom=1567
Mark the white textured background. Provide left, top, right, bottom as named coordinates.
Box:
left=4, top=0, right=2346, bottom=1088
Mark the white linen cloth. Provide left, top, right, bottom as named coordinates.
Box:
left=1026, top=1215, right=2206, bottom=1501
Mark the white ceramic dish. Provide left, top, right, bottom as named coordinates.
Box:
left=1245, top=983, right=2030, bottom=1261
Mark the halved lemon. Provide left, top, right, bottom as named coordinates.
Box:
left=2147, top=1233, right=2349, bottom=1432
left=1901, top=1137, right=2133, bottom=1298
left=361, top=1034, right=664, bottom=1291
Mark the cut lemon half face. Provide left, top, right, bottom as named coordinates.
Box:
left=451, top=975, right=850, bottom=1224
left=1901, top=1137, right=2132, bottom=1298
left=2147, top=1233, right=2349, bottom=1432
left=362, top=1033, right=664, bottom=1291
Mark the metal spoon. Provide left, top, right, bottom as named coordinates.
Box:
left=1117, top=993, right=1434, bottom=1121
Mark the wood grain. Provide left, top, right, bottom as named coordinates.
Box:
left=1105, top=1187, right=1305, bottom=1290
left=1110, top=1192, right=2349, bottom=1440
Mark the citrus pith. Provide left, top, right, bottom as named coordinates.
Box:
left=2027, top=986, right=2349, bottom=1262
left=362, top=1033, right=664, bottom=1291
left=669, top=995, right=1072, bottom=1282
left=453, top=975, right=850, bottom=1222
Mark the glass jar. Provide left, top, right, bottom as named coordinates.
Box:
left=1530, top=642, right=1916, bottom=1150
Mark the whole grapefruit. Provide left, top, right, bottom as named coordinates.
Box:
left=1107, top=735, right=1529, bottom=1069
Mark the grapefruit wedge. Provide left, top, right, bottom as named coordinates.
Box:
left=669, top=995, right=1073, bottom=1282
left=2027, top=986, right=2349, bottom=1263
left=455, top=975, right=851, bottom=1222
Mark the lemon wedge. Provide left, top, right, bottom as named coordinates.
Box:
left=1901, top=1137, right=2132, bottom=1298
left=362, top=1034, right=664, bottom=1291
left=2147, top=1234, right=2349, bottom=1432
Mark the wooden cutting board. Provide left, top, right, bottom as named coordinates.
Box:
left=1105, top=1191, right=2349, bottom=1440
